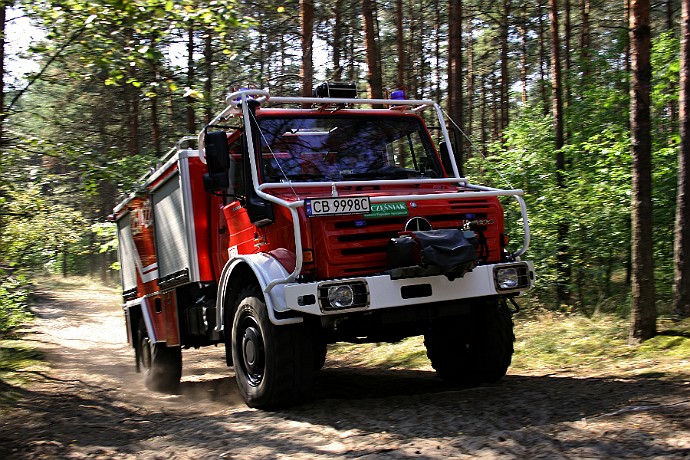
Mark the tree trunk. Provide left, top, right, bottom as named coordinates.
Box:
left=300, top=0, right=314, bottom=98
left=629, top=0, right=657, bottom=342
left=448, top=0, right=463, bottom=165
left=467, top=29, right=475, bottom=149
left=186, top=24, right=196, bottom=134
left=674, top=0, right=690, bottom=318
left=625, top=0, right=632, bottom=74
left=407, top=1, right=417, bottom=97
left=481, top=75, right=488, bottom=157
left=519, top=3, right=528, bottom=105
left=667, top=0, right=678, bottom=129
left=149, top=40, right=162, bottom=157
left=668, top=0, right=676, bottom=30
left=347, top=22, right=356, bottom=82
left=332, top=0, right=343, bottom=80
left=122, top=26, right=140, bottom=156
left=204, top=30, right=213, bottom=124
left=550, top=0, right=570, bottom=306
left=62, top=249, right=68, bottom=278
left=125, top=85, right=140, bottom=156
left=362, top=0, right=383, bottom=99
left=580, top=0, right=592, bottom=82
left=499, top=0, right=511, bottom=131
left=550, top=1, right=564, bottom=151
left=434, top=0, right=442, bottom=102
left=492, top=73, right=500, bottom=141
left=564, top=0, right=572, bottom=139
left=539, top=1, right=550, bottom=114
left=151, top=90, right=161, bottom=158
left=0, top=2, right=5, bottom=145
left=396, top=0, right=405, bottom=88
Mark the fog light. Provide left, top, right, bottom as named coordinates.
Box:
left=494, top=264, right=531, bottom=291
left=318, top=281, right=369, bottom=311
left=496, top=268, right=519, bottom=289
left=327, top=285, right=354, bottom=308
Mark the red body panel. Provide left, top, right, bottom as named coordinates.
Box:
left=127, top=195, right=161, bottom=295
left=187, top=157, right=215, bottom=281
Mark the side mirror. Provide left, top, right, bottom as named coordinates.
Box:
left=203, top=130, right=230, bottom=192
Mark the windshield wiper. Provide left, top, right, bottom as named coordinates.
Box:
left=282, top=174, right=323, bottom=182
left=342, top=168, right=422, bottom=179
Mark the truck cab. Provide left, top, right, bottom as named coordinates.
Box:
left=114, top=84, right=534, bottom=409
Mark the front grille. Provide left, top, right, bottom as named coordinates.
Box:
left=311, top=197, right=504, bottom=279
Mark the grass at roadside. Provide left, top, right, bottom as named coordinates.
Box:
left=512, top=311, right=690, bottom=378
left=0, top=276, right=118, bottom=408
left=0, top=341, right=45, bottom=392
left=328, top=311, right=690, bottom=380
left=0, top=271, right=31, bottom=334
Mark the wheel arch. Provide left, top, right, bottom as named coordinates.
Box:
left=124, top=297, right=155, bottom=346
left=215, top=254, right=302, bottom=336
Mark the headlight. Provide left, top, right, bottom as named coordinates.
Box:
left=318, top=281, right=369, bottom=311
left=494, top=264, right=530, bottom=291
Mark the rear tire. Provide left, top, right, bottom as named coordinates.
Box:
left=136, top=318, right=182, bottom=393
left=231, top=285, right=313, bottom=409
left=424, top=300, right=514, bottom=385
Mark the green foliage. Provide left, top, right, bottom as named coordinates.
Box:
left=651, top=31, right=680, bottom=117
left=463, top=26, right=682, bottom=311
left=0, top=186, right=87, bottom=270
left=0, top=177, right=118, bottom=278
left=0, top=271, right=32, bottom=333
left=466, top=101, right=633, bottom=309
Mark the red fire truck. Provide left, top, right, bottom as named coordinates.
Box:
left=113, top=83, right=534, bottom=409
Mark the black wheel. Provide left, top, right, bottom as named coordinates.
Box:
left=309, top=317, right=328, bottom=371
left=136, top=318, right=182, bottom=393
left=424, top=300, right=514, bottom=385
left=230, top=285, right=313, bottom=409
left=313, top=339, right=328, bottom=371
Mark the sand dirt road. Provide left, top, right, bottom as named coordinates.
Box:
left=0, top=282, right=688, bottom=459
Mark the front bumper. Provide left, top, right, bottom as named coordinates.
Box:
left=283, top=261, right=534, bottom=316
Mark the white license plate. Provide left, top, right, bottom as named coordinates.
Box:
left=305, top=197, right=371, bottom=217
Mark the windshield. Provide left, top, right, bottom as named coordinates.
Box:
left=257, top=115, right=443, bottom=182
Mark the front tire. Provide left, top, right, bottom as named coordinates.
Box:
left=424, top=300, right=514, bottom=385
left=231, top=285, right=313, bottom=409
left=136, top=318, right=182, bottom=393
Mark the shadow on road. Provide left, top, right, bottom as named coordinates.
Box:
left=2, top=364, right=687, bottom=459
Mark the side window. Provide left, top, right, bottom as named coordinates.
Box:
left=386, top=131, right=422, bottom=170
left=228, top=137, right=244, bottom=197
